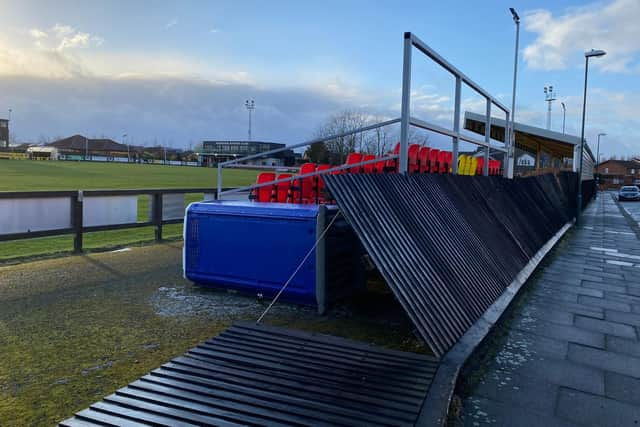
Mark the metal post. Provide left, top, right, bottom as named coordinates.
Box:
left=484, top=99, right=491, bottom=176
left=577, top=58, right=589, bottom=225
left=73, top=191, right=83, bottom=253
left=508, top=8, right=520, bottom=179
left=399, top=32, right=413, bottom=174
left=85, top=136, right=89, bottom=160
left=596, top=132, right=605, bottom=193
left=452, top=76, right=461, bottom=174
left=217, top=164, right=223, bottom=200
left=561, top=102, right=566, bottom=134
left=153, top=193, right=163, bottom=242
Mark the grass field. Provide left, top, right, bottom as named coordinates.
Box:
left=0, top=160, right=257, bottom=191
left=0, top=160, right=259, bottom=261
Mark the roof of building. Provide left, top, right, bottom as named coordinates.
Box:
left=598, top=159, right=640, bottom=168
left=463, top=111, right=595, bottom=161
left=48, top=135, right=127, bottom=152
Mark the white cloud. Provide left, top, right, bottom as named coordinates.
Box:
left=209, top=28, right=220, bottom=34
left=29, top=29, right=47, bottom=39
left=165, top=19, right=178, bottom=29
left=523, top=0, right=640, bottom=72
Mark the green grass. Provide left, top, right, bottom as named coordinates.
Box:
left=0, top=160, right=257, bottom=191
left=0, top=161, right=259, bottom=261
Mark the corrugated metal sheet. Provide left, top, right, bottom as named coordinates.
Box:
left=61, top=321, right=438, bottom=427
left=323, top=173, right=576, bottom=358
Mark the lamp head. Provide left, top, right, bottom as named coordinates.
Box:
left=509, top=8, right=520, bottom=23
left=585, top=49, right=606, bottom=58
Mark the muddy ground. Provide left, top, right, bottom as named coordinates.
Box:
left=0, top=242, right=424, bottom=426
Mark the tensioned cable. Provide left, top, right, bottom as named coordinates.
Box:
left=256, top=210, right=341, bottom=324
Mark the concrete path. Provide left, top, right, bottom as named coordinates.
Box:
left=457, top=194, right=640, bottom=427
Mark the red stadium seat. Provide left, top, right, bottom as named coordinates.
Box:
left=476, top=157, right=485, bottom=175
left=418, top=147, right=430, bottom=173
left=428, top=149, right=440, bottom=173
left=384, top=142, right=401, bottom=172
left=408, top=144, right=421, bottom=173
left=276, top=173, right=292, bottom=203
left=362, top=154, right=376, bottom=174
left=446, top=152, right=453, bottom=173
left=346, top=153, right=363, bottom=174
left=316, top=164, right=331, bottom=203
left=298, top=163, right=317, bottom=203
left=438, top=151, right=451, bottom=173
left=252, top=172, right=276, bottom=203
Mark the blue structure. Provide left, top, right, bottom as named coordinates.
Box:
left=184, top=201, right=363, bottom=313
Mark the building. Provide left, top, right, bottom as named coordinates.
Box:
left=47, top=135, right=129, bottom=159
left=198, top=140, right=295, bottom=167
left=464, top=111, right=595, bottom=180
left=0, top=119, right=8, bottom=148
left=596, top=159, right=640, bottom=189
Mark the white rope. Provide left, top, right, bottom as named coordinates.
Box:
left=256, top=211, right=341, bottom=323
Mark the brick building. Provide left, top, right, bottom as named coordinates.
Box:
left=596, top=159, right=640, bottom=189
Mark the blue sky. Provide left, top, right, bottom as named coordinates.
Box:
left=0, top=0, right=638, bottom=158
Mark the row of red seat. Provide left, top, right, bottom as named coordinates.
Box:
left=249, top=143, right=502, bottom=203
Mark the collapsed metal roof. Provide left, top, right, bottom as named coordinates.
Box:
left=61, top=321, right=438, bottom=426
left=324, top=173, right=573, bottom=357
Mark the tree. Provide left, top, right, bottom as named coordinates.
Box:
left=304, top=141, right=329, bottom=163
left=313, top=109, right=369, bottom=164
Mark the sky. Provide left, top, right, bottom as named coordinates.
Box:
left=0, top=0, right=638, bottom=159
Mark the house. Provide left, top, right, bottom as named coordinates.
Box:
left=596, top=159, right=640, bottom=189
left=48, top=135, right=130, bottom=159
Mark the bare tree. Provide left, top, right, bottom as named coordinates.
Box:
left=310, top=109, right=369, bottom=164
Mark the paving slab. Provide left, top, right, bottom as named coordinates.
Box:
left=456, top=194, right=640, bottom=426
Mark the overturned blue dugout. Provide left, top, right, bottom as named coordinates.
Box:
left=183, top=201, right=364, bottom=313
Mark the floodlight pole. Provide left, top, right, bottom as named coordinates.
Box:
left=561, top=102, right=566, bottom=134
left=245, top=100, right=255, bottom=142
left=577, top=49, right=606, bottom=225
left=85, top=135, right=88, bottom=160
left=508, top=7, right=520, bottom=179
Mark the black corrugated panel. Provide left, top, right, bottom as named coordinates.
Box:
left=60, top=322, right=438, bottom=427
left=323, top=173, right=577, bottom=358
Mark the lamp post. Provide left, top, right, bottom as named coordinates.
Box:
left=544, top=86, right=557, bottom=130
left=576, top=49, right=606, bottom=225
left=123, top=133, right=128, bottom=162
left=508, top=7, right=520, bottom=179
left=561, top=102, right=566, bottom=134
left=245, top=99, right=255, bottom=141
left=596, top=132, right=606, bottom=191
left=85, top=135, right=89, bottom=160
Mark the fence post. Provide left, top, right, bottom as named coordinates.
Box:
left=73, top=191, right=84, bottom=253
left=153, top=193, right=163, bottom=242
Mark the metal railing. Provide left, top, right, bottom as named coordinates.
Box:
left=400, top=32, right=511, bottom=176
left=216, top=31, right=512, bottom=198
left=0, top=188, right=221, bottom=252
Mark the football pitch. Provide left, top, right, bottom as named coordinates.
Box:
left=0, top=160, right=259, bottom=261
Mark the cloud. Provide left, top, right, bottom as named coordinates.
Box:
left=523, top=0, right=640, bottom=72
left=0, top=75, right=349, bottom=148
left=165, top=19, right=178, bottom=29
left=209, top=28, right=220, bottom=34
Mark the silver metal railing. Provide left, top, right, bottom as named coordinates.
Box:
left=400, top=32, right=511, bottom=177
left=216, top=32, right=512, bottom=199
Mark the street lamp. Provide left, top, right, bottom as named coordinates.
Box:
left=85, top=135, right=89, bottom=160
left=561, top=102, right=566, bottom=134
left=508, top=7, right=520, bottom=179
left=544, top=86, right=557, bottom=130
left=245, top=99, right=255, bottom=141
left=123, top=133, right=128, bottom=162
left=576, top=49, right=606, bottom=225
